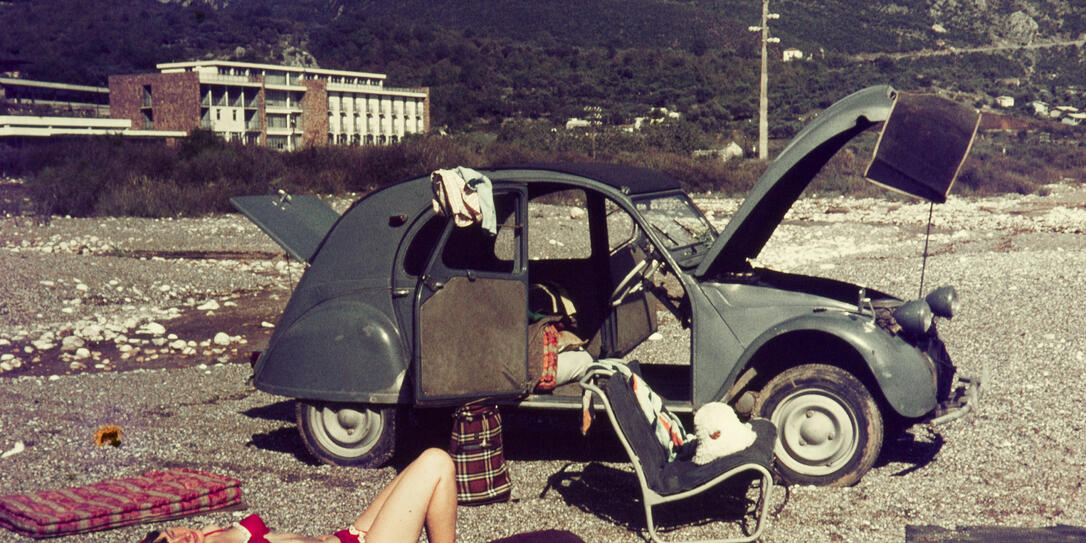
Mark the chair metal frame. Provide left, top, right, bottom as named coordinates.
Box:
left=579, top=367, right=774, bottom=543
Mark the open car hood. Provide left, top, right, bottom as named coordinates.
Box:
left=695, top=85, right=980, bottom=279
left=230, top=194, right=340, bottom=263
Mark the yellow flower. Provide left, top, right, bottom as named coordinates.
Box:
left=94, top=425, right=123, bottom=447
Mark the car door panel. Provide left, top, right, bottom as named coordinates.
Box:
left=417, top=276, right=528, bottom=399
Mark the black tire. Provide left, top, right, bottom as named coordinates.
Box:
left=753, top=364, right=883, bottom=487
left=295, top=401, right=397, bottom=468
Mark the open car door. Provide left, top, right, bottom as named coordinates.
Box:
left=413, top=189, right=530, bottom=404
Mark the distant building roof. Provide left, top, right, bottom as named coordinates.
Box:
left=157, top=60, right=386, bottom=81
left=1, top=77, right=109, bottom=95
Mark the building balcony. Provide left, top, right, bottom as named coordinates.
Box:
left=265, top=104, right=302, bottom=113
left=197, top=73, right=262, bottom=87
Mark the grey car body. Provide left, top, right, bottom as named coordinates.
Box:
left=233, top=85, right=981, bottom=486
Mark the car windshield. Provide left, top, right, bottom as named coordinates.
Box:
left=633, top=193, right=717, bottom=251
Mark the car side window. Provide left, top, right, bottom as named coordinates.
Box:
left=528, top=189, right=591, bottom=260
left=440, top=192, right=518, bottom=273
left=403, top=215, right=446, bottom=277
left=605, top=198, right=638, bottom=253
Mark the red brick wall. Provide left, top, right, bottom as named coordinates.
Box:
left=108, top=72, right=200, bottom=132
left=299, top=79, right=328, bottom=148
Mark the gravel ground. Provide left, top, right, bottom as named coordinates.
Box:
left=0, top=181, right=1084, bottom=542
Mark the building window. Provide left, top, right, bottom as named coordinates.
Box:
left=268, top=135, right=287, bottom=150
left=216, top=109, right=221, bottom=121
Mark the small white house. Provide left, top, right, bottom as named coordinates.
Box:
left=565, top=118, right=591, bottom=130
left=996, top=96, right=1015, bottom=108
left=783, top=48, right=804, bottom=62
left=693, top=141, right=745, bottom=162
left=1030, top=101, right=1049, bottom=116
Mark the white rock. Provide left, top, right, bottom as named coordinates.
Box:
left=76, top=283, right=89, bottom=292
left=31, top=340, right=54, bottom=351
left=169, top=339, right=187, bottom=350
left=152, top=338, right=167, bottom=347
left=39, top=280, right=55, bottom=287
left=261, top=321, right=275, bottom=328
left=0, top=339, right=9, bottom=347
left=213, top=332, right=232, bottom=346
left=0, top=354, right=11, bottom=361
left=75, top=348, right=91, bottom=359
left=80, top=325, right=103, bottom=341
left=0, top=441, right=25, bottom=458
left=167, top=333, right=178, bottom=340
left=142, top=322, right=167, bottom=336
left=0, top=362, right=10, bottom=372
left=197, top=300, right=220, bottom=311
left=61, top=336, right=85, bottom=351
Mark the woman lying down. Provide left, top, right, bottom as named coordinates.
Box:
left=143, top=448, right=456, bottom=543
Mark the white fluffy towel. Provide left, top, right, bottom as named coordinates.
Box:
left=692, top=402, right=757, bottom=465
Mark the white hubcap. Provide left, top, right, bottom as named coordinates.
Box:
left=312, top=405, right=381, bottom=457
left=772, top=390, right=858, bottom=476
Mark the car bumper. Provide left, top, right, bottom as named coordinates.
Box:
left=927, top=366, right=985, bottom=425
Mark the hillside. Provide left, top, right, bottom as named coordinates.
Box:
left=1, top=0, right=1084, bottom=139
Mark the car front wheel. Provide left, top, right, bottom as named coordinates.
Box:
left=295, top=401, right=397, bottom=467
left=753, top=364, right=883, bottom=487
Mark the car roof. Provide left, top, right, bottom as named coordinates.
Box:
left=490, top=163, right=682, bottom=195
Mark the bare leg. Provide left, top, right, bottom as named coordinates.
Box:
left=352, top=448, right=457, bottom=543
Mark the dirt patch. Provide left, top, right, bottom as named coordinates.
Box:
left=2, top=289, right=286, bottom=378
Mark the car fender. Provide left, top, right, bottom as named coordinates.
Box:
left=724, top=311, right=937, bottom=418
left=254, top=296, right=407, bottom=403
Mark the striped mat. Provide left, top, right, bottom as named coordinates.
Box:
left=0, top=468, right=242, bottom=538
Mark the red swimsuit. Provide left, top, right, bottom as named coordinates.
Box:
left=201, top=514, right=270, bottom=543
left=202, top=514, right=365, bottom=543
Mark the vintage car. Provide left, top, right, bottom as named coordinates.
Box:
left=232, top=85, right=982, bottom=486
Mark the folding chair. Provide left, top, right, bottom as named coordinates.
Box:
left=579, top=367, right=776, bottom=543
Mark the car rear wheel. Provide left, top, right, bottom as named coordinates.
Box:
left=295, top=401, right=397, bottom=467
left=753, top=364, right=883, bottom=487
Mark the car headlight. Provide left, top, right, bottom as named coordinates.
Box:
left=893, top=299, right=934, bottom=336
left=925, top=285, right=959, bottom=319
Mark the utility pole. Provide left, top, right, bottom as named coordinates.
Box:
left=749, top=0, right=780, bottom=160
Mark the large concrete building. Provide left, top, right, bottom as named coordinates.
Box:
left=110, top=60, right=430, bottom=151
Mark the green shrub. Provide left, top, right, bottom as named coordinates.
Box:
left=5, top=124, right=1081, bottom=219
